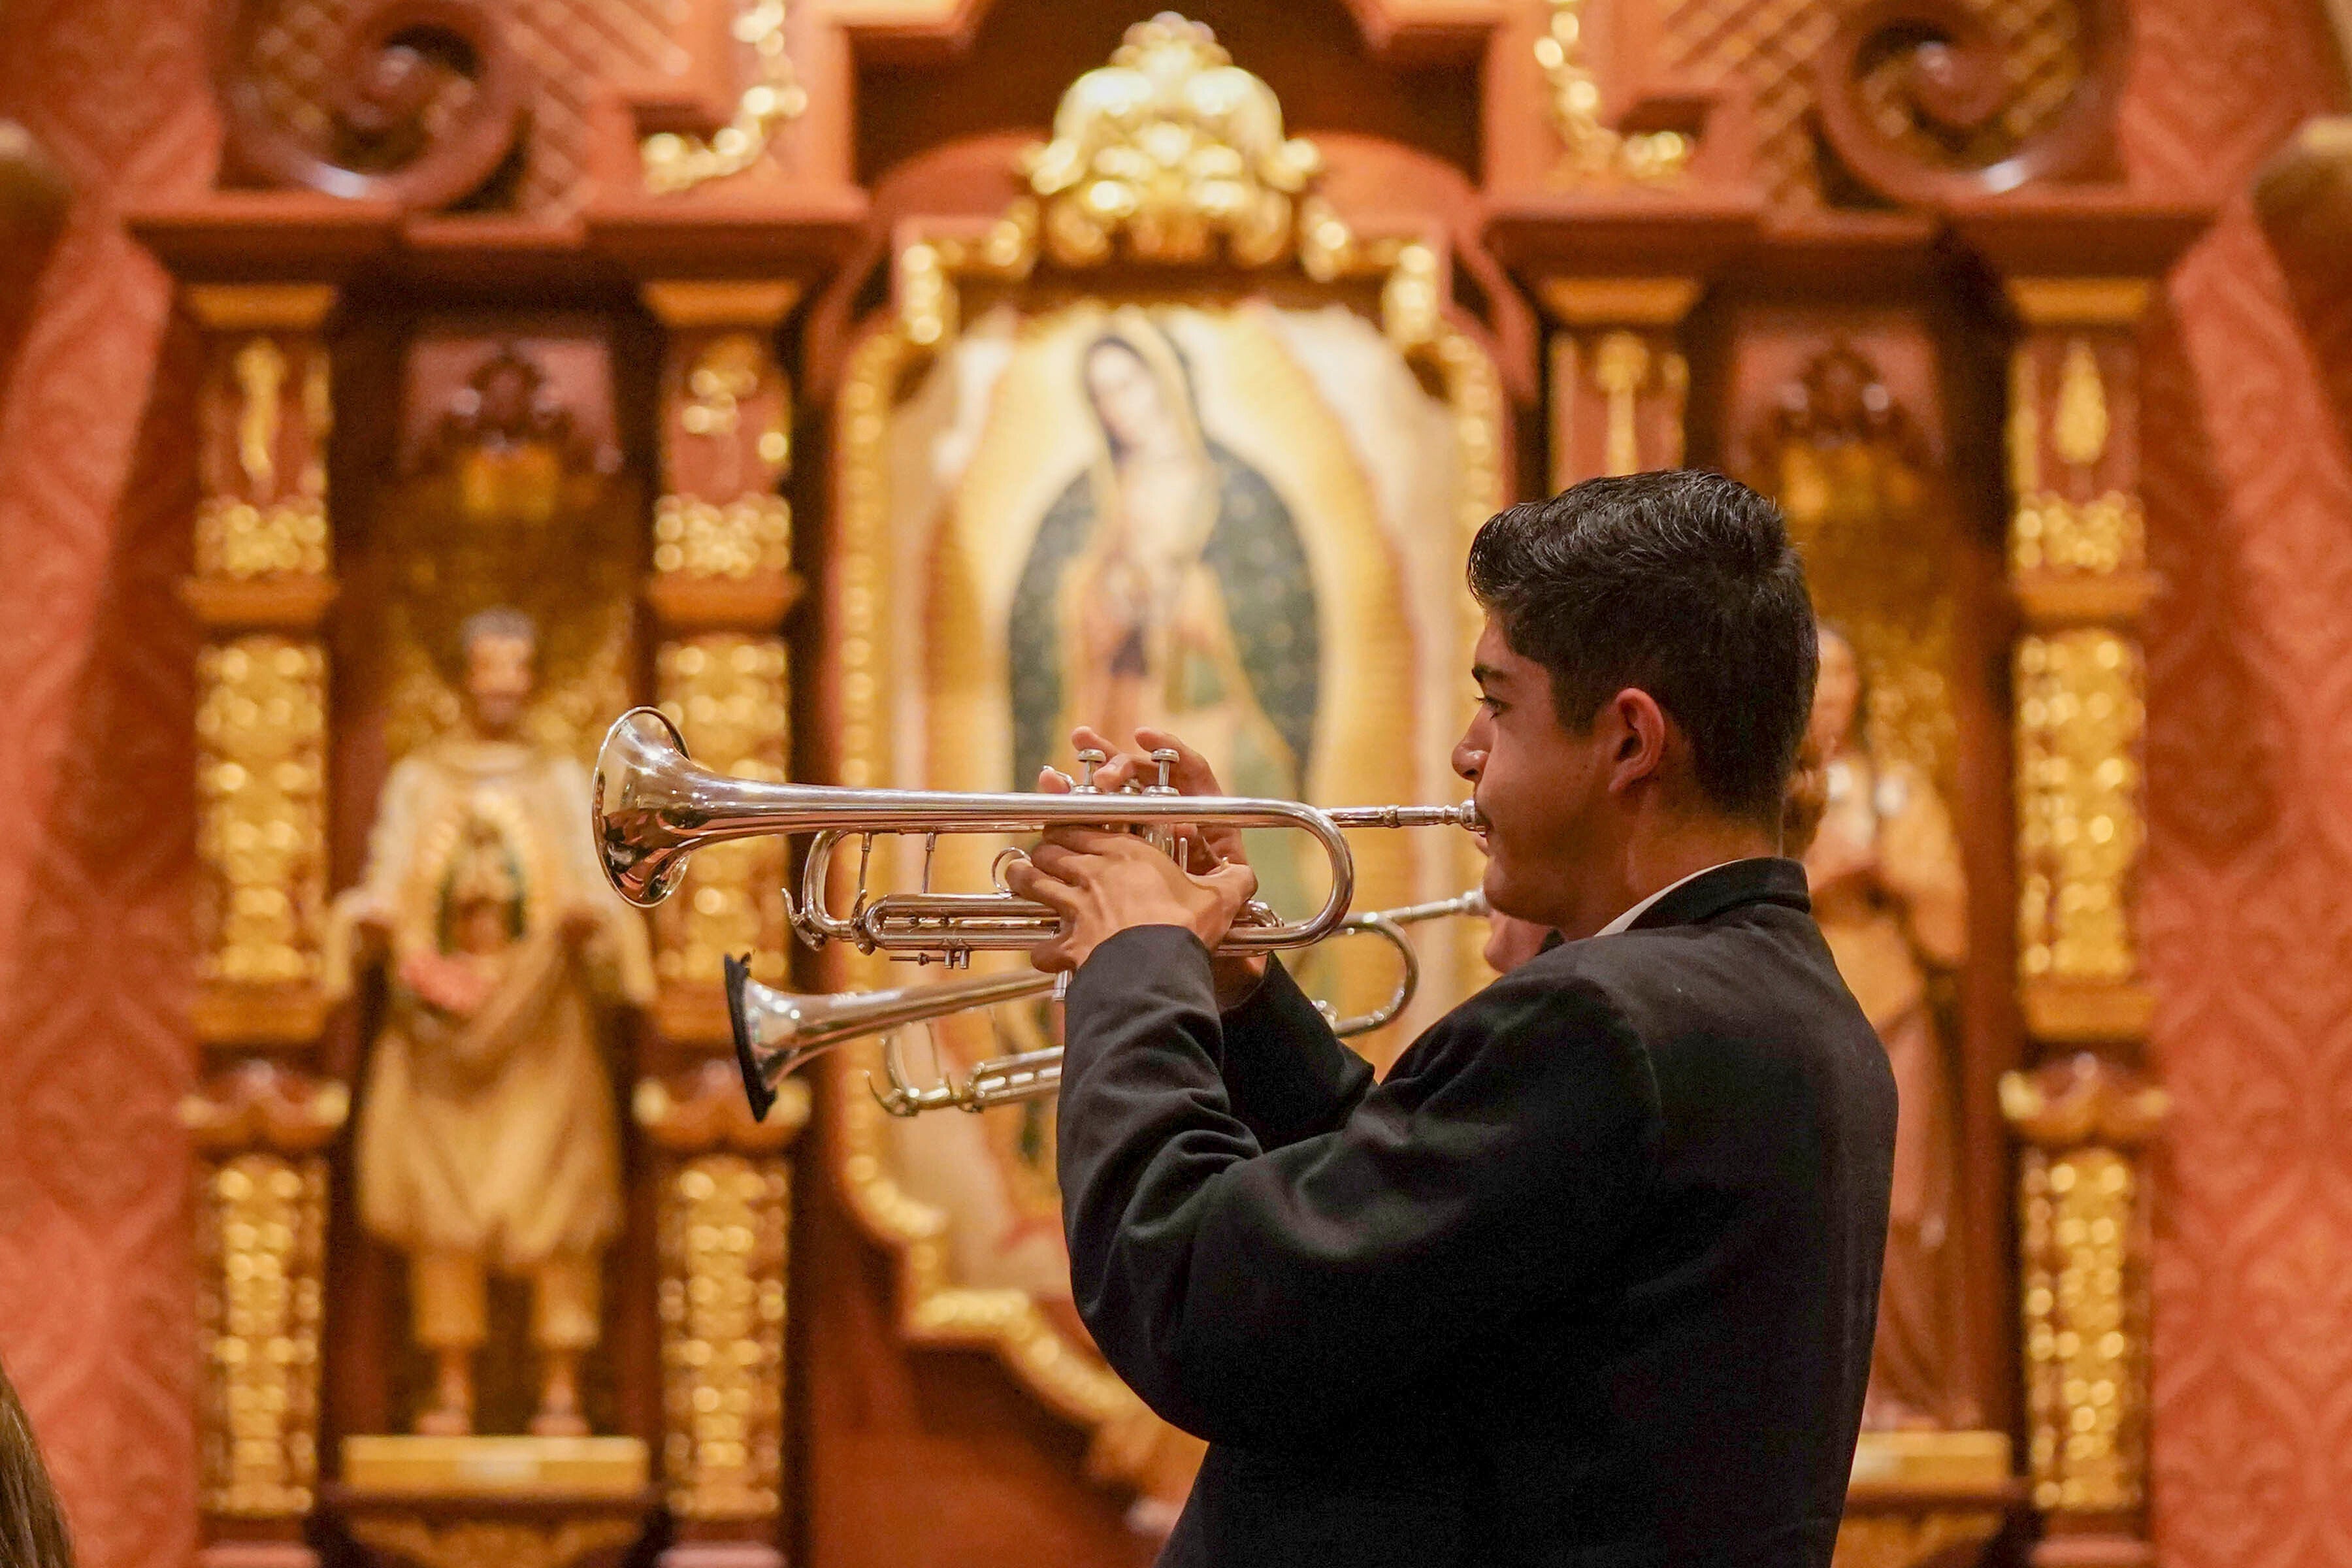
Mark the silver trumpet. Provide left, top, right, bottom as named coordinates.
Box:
left=724, top=890, right=1489, bottom=1120
left=594, top=706, right=1482, bottom=965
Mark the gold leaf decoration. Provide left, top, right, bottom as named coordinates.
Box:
left=1021, top=14, right=1322, bottom=267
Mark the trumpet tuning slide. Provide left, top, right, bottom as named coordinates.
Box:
left=725, top=953, right=777, bottom=1123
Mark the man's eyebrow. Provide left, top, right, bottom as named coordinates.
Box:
left=1471, top=663, right=1512, bottom=687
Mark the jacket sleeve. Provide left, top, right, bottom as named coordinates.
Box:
left=1214, top=953, right=1374, bottom=1149
left=1056, top=924, right=1660, bottom=1447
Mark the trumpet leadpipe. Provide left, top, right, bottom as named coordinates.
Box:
left=595, top=706, right=1485, bottom=966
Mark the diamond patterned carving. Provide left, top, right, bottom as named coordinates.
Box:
left=230, top=0, right=674, bottom=214
left=1658, top=0, right=2086, bottom=207
left=2123, top=3, right=2352, bottom=1567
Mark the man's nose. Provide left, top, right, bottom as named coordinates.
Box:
left=1452, top=736, right=1484, bottom=783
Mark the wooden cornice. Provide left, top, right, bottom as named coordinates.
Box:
left=1942, top=188, right=2215, bottom=282
left=826, top=0, right=1500, bottom=65
left=1482, top=189, right=1765, bottom=286
left=126, top=185, right=869, bottom=297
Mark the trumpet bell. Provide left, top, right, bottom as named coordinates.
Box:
left=724, top=953, right=779, bottom=1123
left=594, top=706, right=699, bottom=907
left=723, top=951, right=1059, bottom=1122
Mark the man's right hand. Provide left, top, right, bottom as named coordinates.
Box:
left=1058, top=725, right=1268, bottom=1009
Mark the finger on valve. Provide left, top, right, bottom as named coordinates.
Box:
left=1004, top=859, right=1079, bottom=915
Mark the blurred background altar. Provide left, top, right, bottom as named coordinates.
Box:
left=0, top=1, right=2348, bottom=1566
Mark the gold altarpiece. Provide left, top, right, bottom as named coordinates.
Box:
left=130, top=2, right=2214, bottom=1566
left=819, top=16, right=1509, bottom=1513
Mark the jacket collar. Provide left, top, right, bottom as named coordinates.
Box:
left=1625, top=856, right=1810, bottom=933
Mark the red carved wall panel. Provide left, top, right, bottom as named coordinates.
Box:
left=2126, top=3, right=2352, bottom=1565
left=0, top=3, right=220, bottom=1565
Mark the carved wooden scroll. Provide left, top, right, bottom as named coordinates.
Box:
left=218, top=0, right=526, bottom=210
left=1810, top=0, right=2128, bottom=205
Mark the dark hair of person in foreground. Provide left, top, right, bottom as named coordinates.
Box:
left=1466, top=466, right=1818, bottom=826
left=0, top=1351, right=73, bottom=1568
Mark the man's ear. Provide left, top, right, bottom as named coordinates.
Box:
left=1604, top=688, right=1669, bottom=796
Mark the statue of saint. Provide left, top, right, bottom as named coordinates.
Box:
left=1801, top=626, right=1978, bottom=1430
left=325, top=607, right=653, bottom=1437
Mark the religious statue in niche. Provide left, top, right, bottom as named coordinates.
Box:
left=325, top=608, right=654, bottom=1436
left=379, top=340, right=636, bottom=764
left=1803, top=625, right=1974, bottom=1430
left=1752, top=342, right=1978, bottom=1431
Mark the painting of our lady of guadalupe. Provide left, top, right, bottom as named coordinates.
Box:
left=1009, top=316, right=1320, bottom=913
left=862, top=295, right=1478, bottom=1342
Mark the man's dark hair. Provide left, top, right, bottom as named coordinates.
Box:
left=1466, top=470, right=1817, bottom=824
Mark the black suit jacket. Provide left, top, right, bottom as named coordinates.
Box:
left=1056, top=858, right=1897, bottom=1568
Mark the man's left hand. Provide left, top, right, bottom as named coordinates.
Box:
left=1005, top=826, right=1258, bottom=974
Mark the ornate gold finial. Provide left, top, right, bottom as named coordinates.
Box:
left=1591, top=331, right=1652, bottom=476
left=2053, top=336, right=2110, bottom=469
left=1537, top=0, right=1691, bottom=186
left=642, top=0, right=808, bottom=195
left=1020, top=13, right=1322, bottom=267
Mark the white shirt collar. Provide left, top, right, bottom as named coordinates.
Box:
left=1595, top=861, right=1740, bottom=937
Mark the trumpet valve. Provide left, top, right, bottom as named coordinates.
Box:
left=1073, top=747, right=1108, bottom=793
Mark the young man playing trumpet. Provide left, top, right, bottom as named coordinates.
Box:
left=1005, top=470, right=1897, bottom=1568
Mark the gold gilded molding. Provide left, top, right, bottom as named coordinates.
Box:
left=642, top=0, right=807, bottom=195
left=655, top=636, right=791, bottom=992
left=833, top=211, right=1511, bottom=1451
left=197, top=637, right=327, bottom=987
left=2014, top=491, right=2146, bottom=578
left=341, top=1435, right=648, bottom=1494
left=1592, top=331, right=1650, bottom=477
left=896, top=201, right=1037, bottom=348
left=197, top=498, right=331, bottom=580
left=1553, top=327, right=1687, bottom=487
left=657, top=1154, right=789, bottom=1519
left=1296, top=201, right=1451, bottom=350
left=234, top=338, right=284, bottom=494
left=2016, top=630, right=2142, bottom=984
left=642, top=281, right=804, bottom=331
left=1831, top=1512, right=2005, bottom=1568
left=1537, top=277, right=1703, bottom=329
left=2021, top=978, right=2156, bottom=1045
left=183, top=284, right=337, bottom=333
left=654, top=494, right=792, bottom=580
left=2008, top=346, right=2042, bottom=497
left=195, top=1153, right=329, bottom=1518
left=182, top=1064, right=348, bottom=1156
left=2013, top=1143, right=2150, bottom=1514
left=1020, top=14, right=1322, bottom=267
left=2006, top=278, right=2152, bottom=328
left=2053, top=338, right=2111, bottom=468
left=1536, top=0, right=1691, bottom=186
left=2001, top=1054, right=2170, bottom=1149
left=346, top=1518, right=642, bottom=1568
left=199, top=330, right=332, bottom=580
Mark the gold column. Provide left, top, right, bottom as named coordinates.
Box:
left=1537, top=278, right=1701, bottom=487
left=1998, top=277, right=2166, bottom=1568
left=634, top=1064, right=809, bottom=1567
left=636, top=282, right=804, bottom=1561
left=640, top=281, right=803, bottom=1049
left=182, top=1064, right=347, bottom=1559
left=178, top=282, right=344, bottom=1568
